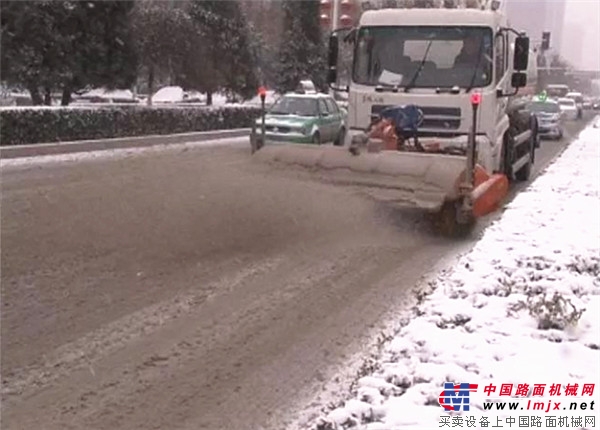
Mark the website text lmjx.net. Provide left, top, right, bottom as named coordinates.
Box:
left=483, top=400, right=595, bottom=414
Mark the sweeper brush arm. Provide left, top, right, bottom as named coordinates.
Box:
left=251, top=97, right=510, bottom=238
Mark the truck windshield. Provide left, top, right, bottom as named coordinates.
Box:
left=353, top=26, right=493, bottom=89
left=270, top=97, right=318, bottom=116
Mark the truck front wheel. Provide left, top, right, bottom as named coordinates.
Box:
left=503, top=127, right=534, bottom=183
left=502, top=129, right=515, bottom=180
left=515, top=118, right=537, bottom=181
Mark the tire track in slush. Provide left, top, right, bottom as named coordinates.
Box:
left=5, top=244, right=414, bottom=430
left=2, top=246, right=382, bottom=430
left=1, top=257, right=283, bottom=400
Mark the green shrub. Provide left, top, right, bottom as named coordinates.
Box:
left=0, top=105, right=262, bottom=146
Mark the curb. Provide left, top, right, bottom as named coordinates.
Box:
left=0, top=128, right=250, bottom=159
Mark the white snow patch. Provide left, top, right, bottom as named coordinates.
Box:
left=306, top=124, right=600, bottom=429
left=0, top=105, right=103, bottom=111
left=78, top=87, right=136, bottom=102
left=0, top=136, right=249, bottom=169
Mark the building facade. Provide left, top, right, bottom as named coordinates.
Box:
left=504, top=0, right=566, bottom=55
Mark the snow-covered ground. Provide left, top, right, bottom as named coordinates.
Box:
left=302, top=121, right=600, bottom=430
left=0, top=136, right=249, bottom=169
left=0, top=86, right=258, bottom=109
left=76, top=87, right=136, bottom=102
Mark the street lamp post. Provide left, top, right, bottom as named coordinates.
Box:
left=320, top=0, right=358, bottom=32
left=332, top=0, right=340, bottom=32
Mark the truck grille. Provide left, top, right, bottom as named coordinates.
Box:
left=371, top=105, right=461, bottom=130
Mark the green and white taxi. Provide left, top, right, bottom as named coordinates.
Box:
left=251, top=92, right=347, bottom=146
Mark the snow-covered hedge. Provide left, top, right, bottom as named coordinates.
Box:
left=0, top=105, right=261, bottom=146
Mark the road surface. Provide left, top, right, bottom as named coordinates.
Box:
left=0, top=117, right=590, bottom=430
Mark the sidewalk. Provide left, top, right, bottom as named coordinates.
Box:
left=306, top=120, right=600, bottom=430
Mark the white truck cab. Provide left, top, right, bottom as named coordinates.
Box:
left=328, top=6, right=536, bottom=180
left=251, top=3, right=538, bottom=237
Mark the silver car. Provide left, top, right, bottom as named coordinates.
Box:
left=529, top=100, right=563, bottom=140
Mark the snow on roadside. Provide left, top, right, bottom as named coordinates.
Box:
left=0, top=136, right=249, bottom=169
left=310, top=123, right=600, bottom=430
left=0, top=103, right=255, bottom=111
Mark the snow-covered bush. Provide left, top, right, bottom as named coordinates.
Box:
left=525, top=292, right=585, bottom=330
left=0, top=105, right=261, bottom=145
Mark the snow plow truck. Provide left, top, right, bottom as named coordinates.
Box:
left=251, top=3, right=538, bottom=236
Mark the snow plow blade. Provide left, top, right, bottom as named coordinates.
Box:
left=252, top=144, right=469, bottom=212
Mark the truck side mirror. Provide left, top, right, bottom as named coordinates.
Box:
left=513, top=35, right=529, bottom=71
left=511, top=71, right=527, bottom=88
left=327, top=33, right=339, bottom=85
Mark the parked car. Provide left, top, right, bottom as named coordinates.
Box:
left=152, top=86, right=203, bottom=104
left=250, top=92, right=347, bottom=147
left=565, top=91, right=584, bottom=119
left=528, top=99, right=563, bottom=140
left=557, top=97, right=579, bottom=121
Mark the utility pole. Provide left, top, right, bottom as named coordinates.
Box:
left=320, top=0, right=359, bottom=32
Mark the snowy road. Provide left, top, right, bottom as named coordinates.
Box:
left=0, top=117, right=591, bottom=430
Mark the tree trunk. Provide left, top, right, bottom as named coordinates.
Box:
left=27, top=85, right=43, bottom=105
left=206, top=91, right=212, bottom=106
left=61, top=86, right=72, bottom=106
left=44, top=87, right=52, bottom=106
left=147, top=65, right=154, bottom=106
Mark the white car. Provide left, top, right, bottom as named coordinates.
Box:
left=557, top=98, right=578, bottom=121
left=565, top=91, right=584, bottom=119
